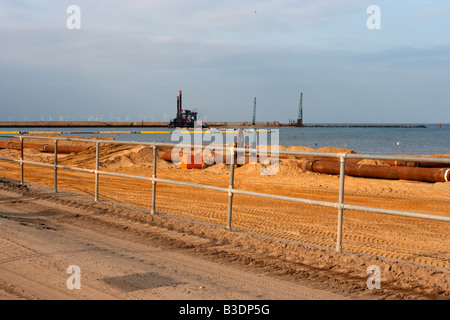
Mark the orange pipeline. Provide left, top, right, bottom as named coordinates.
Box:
left=303, top=160, right=450, bottom=183
left=0, top=140, right=91, bottom=154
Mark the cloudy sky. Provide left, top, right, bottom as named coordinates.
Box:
left=0, top=0, right=448, bottom=123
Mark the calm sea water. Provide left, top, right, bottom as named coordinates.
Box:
left=1, top=123, right=449, bottom=155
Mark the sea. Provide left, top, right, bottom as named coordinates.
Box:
left=1, top=123, right=449, bottom=156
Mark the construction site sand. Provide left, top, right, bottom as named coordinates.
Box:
left=0, top=134, right=449, bottom=299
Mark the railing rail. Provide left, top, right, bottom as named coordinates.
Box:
left=0, top=135, right=449, bottom=253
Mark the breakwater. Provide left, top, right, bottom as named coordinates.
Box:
left=0, top=121, right=167, bottom=128
left=303, top=124, right=427, bottom=128
left=0, top=121, right=427, bottom=128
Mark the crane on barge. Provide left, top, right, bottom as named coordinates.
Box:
left=168, top=90, right=208, bottom=128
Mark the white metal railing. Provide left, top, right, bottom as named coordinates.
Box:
left=0, top=135, right=449, bottom=253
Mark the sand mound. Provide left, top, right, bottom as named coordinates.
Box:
left=278, top=145, right=315, bottom=152
left=101, top=146, right=157, bottom=168
left=204, top=163, right=231, bottom=174
left=315, top=146, right=357, bottom=154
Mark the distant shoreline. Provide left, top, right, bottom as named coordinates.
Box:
left=302, top=124, right=427, bottom=128
left=0, top=121, right=427, bottom=128
left=0, top=121, right=167, bottom=128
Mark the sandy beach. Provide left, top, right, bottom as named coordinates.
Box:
left=0, top=134, right=449, bottom=300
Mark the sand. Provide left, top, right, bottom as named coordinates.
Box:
left=0, top=134, right=449, bottom=299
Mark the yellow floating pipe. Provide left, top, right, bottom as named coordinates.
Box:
left=28, top=131, right=62, bottom=134
left=139, top=131, right=172, bottom=134
left=99, top=131, right=132, bottom=134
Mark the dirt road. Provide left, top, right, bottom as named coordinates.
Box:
left=0, top=184, right=354, bottom=300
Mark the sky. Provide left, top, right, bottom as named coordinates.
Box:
left=0, top=0, right=449, bottom=124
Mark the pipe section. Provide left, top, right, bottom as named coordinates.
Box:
left=384, top=160, right=450, bottom=168
left=303, top=160, right=450, bottom=183
left=0, top=140, right=91, bottom=154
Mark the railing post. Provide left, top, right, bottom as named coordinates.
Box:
left=336, top=154, right=346, bottom=252
left=227, top=146, right=235, bottom=230
left=151, top=143, right=157, bottom=214
left=54, top=139, right=58, bottom=193
left=94, top=142, right=99, bottom=201
left=20, top=136, right=24, bottom=185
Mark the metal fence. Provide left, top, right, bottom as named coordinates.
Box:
left=1, top=135, right=449, bottom=253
